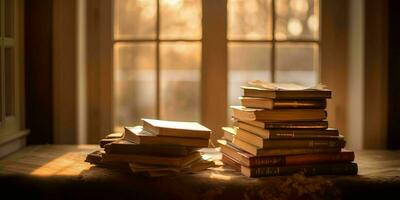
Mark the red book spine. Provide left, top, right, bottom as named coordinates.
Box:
left=248, top=151, right=355, bottom=167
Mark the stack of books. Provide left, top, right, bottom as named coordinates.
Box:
left=220, top=82, right=358, bottom=177
left=85, top=119, right=216, bottom=177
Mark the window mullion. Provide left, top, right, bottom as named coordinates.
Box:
left=202, top=0, right=228, bottom=146
left=156, top=0, right=160, bottom=119
left=271, top=0, right=276, bottom=82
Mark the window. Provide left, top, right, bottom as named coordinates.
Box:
left=1, top=0, right=17, bottom=130
left=228, top=0, right=320, bottom=113
left=112, top=0, right=320, bottom=132
left=0, top=0, right=27, bottom=155
left=113, top=0, right=202, bottom=131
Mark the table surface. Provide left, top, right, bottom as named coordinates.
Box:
left=0, top=145, right=400, bottom=199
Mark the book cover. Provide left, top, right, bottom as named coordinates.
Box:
left=239, top=97, right=327, bottom=109
left=124, top=126, right=209, bottom=147
left=105, top=139, right=199, bottom=156
left=237, top=122, right=339, bottom=139
left=241, top=163, right=358, bottom=177
left=142, top=118, right=211, bottom=139
left=231, top=106, right=327, bottom=121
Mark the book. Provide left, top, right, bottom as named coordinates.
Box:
left=101, top=151, right=202, bottom=167
left=231, top=138, right=341, bottom=156
left=231, top=106, right=327, bottom=121
left=241, top=85, right=331, bottom=99
left=234, top=131, right=345, bottom=149
left=129, top=159, right=216, bottom=177
left=221, top=153, right=241, bottom=171
left=104, top=139, right=199, bottom=156
left=241, top=163, right=358, bottom=177
left=219, top=141, right=354, bottom=167
left=237, top=120, right=328, bottom=129
left=100, top=138, right=120, bottom=148
left=105, top=132, right=123, bottom=139
left=239, top=97, right=327, bottom=109
left=123, top=126, right=209, bottom=147
left=236, top=125, right=340, bottom=139
left=142, top=118, right=211, bottom=139
left=221, top=127, right=237, bottom=142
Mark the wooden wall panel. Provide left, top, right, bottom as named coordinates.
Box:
left=321, top=0, right=349, bottom=141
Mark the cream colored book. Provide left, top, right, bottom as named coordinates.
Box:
left=142, top=118, right=211, bottom=139
left=123, top=126, right=209, bottom=147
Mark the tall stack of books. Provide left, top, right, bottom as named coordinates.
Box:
left=220, top=82, right=358, bottom=177
left=85, top=119, right=216, bottom=177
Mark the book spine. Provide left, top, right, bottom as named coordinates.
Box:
left=249, top=152, right=355, bottom=167
left=249, top=163, right=358, bottom=177
left=268, top=130, right=339, bottom=139
left=272, top=100, right=327, bottom=109
left=249, top=156, right=285, bottom=166
left=263, top=139, right=345, bottom=149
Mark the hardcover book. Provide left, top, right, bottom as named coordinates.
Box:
left=231, top=138, right=342, bottom=156
left=239, top=97, right=327, bottom=109
left=124, top=126, right=209, bottom=147
left=237, top=122, right=339, bottom=139
left=142, top=118, right=211, bottom=139
left=105, top=139, right=199, bottom=156
left=231, top=106, right=327, bottom=121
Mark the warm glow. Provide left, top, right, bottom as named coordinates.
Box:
left=290, top=0, right=309, bottom=16
left=288, top=18, right=303, bottom=36
left=307, top=15, right=318, bottom=32
left=209, top=173, right=233, bottom=181
left=30, top=152, right=91, bottom=176
left=161, top=0, right=183, bottom=9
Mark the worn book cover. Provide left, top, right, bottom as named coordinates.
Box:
left=239, top=97, right=327, bottom=109
left=124, top=126, right=209, bottom=147
left=231, top=106, right=327, bottom=121
left=237, top=122, right=338, bottom=139
left=142, top=118, right=211, bottom=139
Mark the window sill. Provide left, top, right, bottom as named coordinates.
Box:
left=0, top=129, right=29, bottom=158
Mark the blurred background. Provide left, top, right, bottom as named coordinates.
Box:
left=1, top=0, right=399, bottom=157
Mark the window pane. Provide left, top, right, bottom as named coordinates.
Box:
left=275, top=43, right=318, bottom=86
left=160, top=42, right=201, bottom=121
left=114, top=43, right=156, bottom=131
left=160, top=0, right=201, bottom=40
left=228, top=42, right=271, bottom=109
left=5, top=47, right=14, bottom=116
left=114, top=0, right=156, bottom=39
left=228, top=0, right=272, bottom=40
left=275, top=0, right=319, bottom=40
left=5, top=0, right=14, bottom=37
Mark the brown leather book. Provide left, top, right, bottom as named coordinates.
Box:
left=234, top=132, right=345, bottom=149
left=239, top=97, right=327, bottom=109
left=241, top=85, right=331, bottom=99
left=219, top=140, right=354, bottom=167
left=237, top=120, right=328, bottom=129
left=241, top=163, right=358, bottom=177
left=231, top=138, right=342, bottom=156
left=231, top=106, right=327, bottom=121
left=237, top=122, right=338, bottom=139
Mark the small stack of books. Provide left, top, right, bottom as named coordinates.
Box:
left=85, top=119, right=216, bottom=177
left=220, top=81, right=358, bottom=177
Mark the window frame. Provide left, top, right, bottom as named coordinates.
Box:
left=86, top=0, right=349, bottom=145
left=0, top=0, right=29, bottom=157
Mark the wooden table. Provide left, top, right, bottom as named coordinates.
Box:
left=0, top=145, right=399, bottom=199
